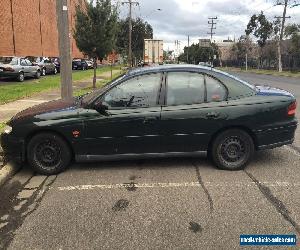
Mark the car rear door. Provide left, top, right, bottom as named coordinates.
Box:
left=160, top=71, right=228, bottom=153
left=25, top=59, right=35, bottom=76
left=81, top=72, right=163, bottom=156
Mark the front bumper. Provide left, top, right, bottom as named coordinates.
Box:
left=0, top=133, right=25, bottom=162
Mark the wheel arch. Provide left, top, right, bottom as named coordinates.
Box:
left=24, top=129, right=75, bottom=161
left=208, top=125, right=258, bottom=153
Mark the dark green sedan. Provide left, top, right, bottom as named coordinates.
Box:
left=1, top=65, right=297, bottom=175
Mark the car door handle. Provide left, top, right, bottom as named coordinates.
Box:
left=206, top=112, right=219, bottom=118
left=143, top=117, right=158, bottom=124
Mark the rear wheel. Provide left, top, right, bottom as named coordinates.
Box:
left=211, top=129, right=254, bottom=171
left=17, top=72, right=24, bottom=82
left=53, top=67, right=57, bottom=75
left=35, top=70, right=41, bottom=79
left=27, top=132, right=72, bottom=175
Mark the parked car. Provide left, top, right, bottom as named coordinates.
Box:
left=50, top=57, right=60, bottom=73
left=72, top=58, right=89, bottom=70
left=26, top=57, right=57, bottom=75
left=86, top=60, right=94, bottom=69
left=1, top=65, right=297, bottom=175
left=0, top=56, right=41, bottom=82
left=199, top=62, right=213, bottom=68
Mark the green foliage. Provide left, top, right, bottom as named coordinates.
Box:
left=245, top=12, right=273, bottom=47
left=73, top=0, right=118, bottom=60
left=116, top=18, right=153, bottom=61
left=285, top=24, right=300, bottom=55
left=178, top=43, right=219, bottom=64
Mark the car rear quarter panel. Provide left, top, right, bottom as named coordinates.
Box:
left=218, top=95, right=297, bottom=148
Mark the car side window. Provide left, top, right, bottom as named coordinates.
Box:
left=25, top=59, right=32, bottom=66
left=103, top=73, right=161, bottom=109
left=167, top=72, right=205, bottom=106
left=206, top=76, right=227, bottom=102
left=20, top=59, right=27, bottom=66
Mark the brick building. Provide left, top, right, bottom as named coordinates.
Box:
left=0, top=0, right=84, bottom=58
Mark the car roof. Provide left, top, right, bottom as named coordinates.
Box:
left=127, top=64, right=215, bottom=76
left=126, top=64, right=256, bottom=90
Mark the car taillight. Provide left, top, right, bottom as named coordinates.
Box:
left=287, top=101, right=297, bottom=116
left=4, top=67, right=14, bottom=72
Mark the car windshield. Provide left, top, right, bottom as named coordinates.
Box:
left=81, top=73, right=127, bottom=106
left=0, top=57, right=18, bottom=65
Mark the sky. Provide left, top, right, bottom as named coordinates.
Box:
left=116, top=0, right=300, bottom=51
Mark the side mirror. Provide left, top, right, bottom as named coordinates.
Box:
left=93, top=102, right=109, bottom=114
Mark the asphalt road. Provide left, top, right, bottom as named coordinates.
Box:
left=0, top=72, right=300, bottom=249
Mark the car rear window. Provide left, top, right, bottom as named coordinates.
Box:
left=0, top=57, right=18, bottom=65
left=214, top=73, right=256, bottom=100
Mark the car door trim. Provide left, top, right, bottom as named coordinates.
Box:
left=76, top=150, right=207, bottom=162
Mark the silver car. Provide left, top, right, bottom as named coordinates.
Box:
left=0, top=57, right=41, bottom=82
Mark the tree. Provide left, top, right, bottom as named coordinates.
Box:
left=74, top=0, right=118, bottom=88
left=285, top=24, right=300, bottom=69
left=116, top=17, right=153, bottom=65
left=245, top=12, right=273, bottom=48
left=178, top=43, right=219, bottom=65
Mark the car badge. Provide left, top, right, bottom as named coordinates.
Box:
left=72, top=130, right=80, bottom=138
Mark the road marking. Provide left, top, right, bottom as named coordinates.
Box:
left=56, top=181, right=300, bottom=191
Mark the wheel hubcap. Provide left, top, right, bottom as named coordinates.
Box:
left=220, top=137, right=246, bottom=163
left=35, top=139, right=61, bottom=168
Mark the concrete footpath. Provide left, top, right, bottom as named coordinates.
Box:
left=0, top=70, right=119, bottom=185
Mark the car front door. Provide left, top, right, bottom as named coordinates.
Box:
left=160, top=71, right=228, bottom=153
left=20, top=58, right=29, bottom=76
left=81, top=73, right=163, bottom=156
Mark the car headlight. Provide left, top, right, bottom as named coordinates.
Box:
left=3, top=125, right=12, bottom=134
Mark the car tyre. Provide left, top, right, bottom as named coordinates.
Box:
left=82, top=65, right=86, bottom=70
left=27, top=132, right=72, bottom=175
left=53, top=67, right=57, bottom=75
left=42, top=67, right=46, bottom=76
left=211, top=129, right=254, bottom=171
left=35, top=70, right=41, bottom=79
left=17, top=72, right=24, bottom=82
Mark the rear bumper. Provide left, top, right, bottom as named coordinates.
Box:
left=254, top=120, right=298, bottom=150
left=0, top=133, right=25, bottom=162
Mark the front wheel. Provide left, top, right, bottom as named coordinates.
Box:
left=53, top=67, right=57, bottom=75
left=27, top=133, right=72, bottom=175
left=211, top=129, right=254, bottom=171
left=42, top=67, right=46, bottom=76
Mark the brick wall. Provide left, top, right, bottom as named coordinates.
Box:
left=0, top=0, right=84, bottom=58
left=0, top=0, right=15, bottom=55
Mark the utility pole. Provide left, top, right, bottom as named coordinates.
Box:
left=122, top=0, right=139, bottom=68
left=187, top=35, right=190, bottom=64
left=56, top=0, right=73, bottom=100
left=208, top=17, right=217, bottom=67
left=275, top=0, right=291, bottom=72
left=175, top=40, right=180, bottom=64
